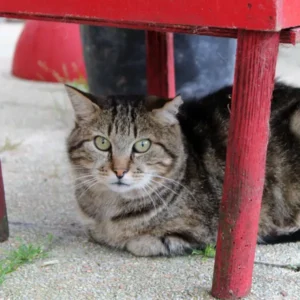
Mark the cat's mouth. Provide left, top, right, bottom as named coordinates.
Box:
left=109, top=181, right=132, bottom=193
left=111, top=181, right=130, bottom=186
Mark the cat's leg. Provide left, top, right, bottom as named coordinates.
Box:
left=126, top=235, right=198, bottom=256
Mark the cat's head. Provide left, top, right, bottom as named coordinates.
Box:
left=66, top=85, right=185, bottom=194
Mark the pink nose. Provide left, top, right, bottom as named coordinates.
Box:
left=114, top=169, right=128, bottom=179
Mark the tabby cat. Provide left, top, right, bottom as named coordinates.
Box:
left=66, top=83, right=300, bottom=257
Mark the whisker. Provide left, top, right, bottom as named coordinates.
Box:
left=74, top=173, right=95, bottom=179
left=145, top=173, right=197, bottom=202
left=140, top=187, right=152, bottom=224
left=74, top=180, right=96, bottom=191
left=145, top=183, right=168, bottom=208
left=76, top=179, right=99, bottom=199
left=149, top=179, right=179, bottom=196
left=143, top=185, right=158, bottom=215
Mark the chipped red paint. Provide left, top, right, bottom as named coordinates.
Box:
left=211, top=30, right=280, bottom=299
left=1, top=0, right=300, bottom=298
left=1, top=0, right=300, bottom=30
left=1, top=14, right=300, bottom=44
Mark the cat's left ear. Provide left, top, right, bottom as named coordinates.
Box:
left=146, top=95, right=183, bottom=124
left=65, top=84, right=101, bottom=122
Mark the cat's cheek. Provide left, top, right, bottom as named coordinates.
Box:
left=145, top=158, right=173, bottom=175
left=131, top=158, right=149, bottom=173
left=90, top=153, right=110, bottom=170
left=162, top=158, right=172, bottom=166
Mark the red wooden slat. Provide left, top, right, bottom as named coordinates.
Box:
left=1, top=0, right=300, bottom=30
left=0, top=12, right=241, bottom=36
left=146, top=31, right=175, bottom=98
left=1, top=12, right=300, bottom=45
left=282, top=0, right=300, bottom=30
left=211, top=30, right=280, bottom=299
left=0, top=161, right=9, bottom=242
left=280, top=27, right=300, bottom=45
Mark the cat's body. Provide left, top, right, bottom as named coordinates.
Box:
left=66, top=83, right=300, bottom=256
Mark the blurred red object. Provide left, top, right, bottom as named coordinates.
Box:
left=12, top=20, right=86, bottom=82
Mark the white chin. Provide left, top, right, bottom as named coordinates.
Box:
left=109, top=184, right=133, bottom=193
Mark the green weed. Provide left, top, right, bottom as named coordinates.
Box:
left=192, top=244, right=216, bottom=258
left=0, top=234, right=53, bottom=285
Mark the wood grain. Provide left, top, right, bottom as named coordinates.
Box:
left=1, top=12, right=300, bottom=44
left=211, top=30, right=280, bottom=299
left=0, top=0, right=282, bottom=30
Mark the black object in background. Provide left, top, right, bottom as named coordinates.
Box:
left=80, top=26, right=237, bottom=100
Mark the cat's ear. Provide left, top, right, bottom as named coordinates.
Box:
left=65, top=85, right=100, bottom=122
left=146, top=94, right=183, bottom=124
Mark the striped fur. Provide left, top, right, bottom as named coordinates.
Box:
left=66, top=83, right=300, bottom=256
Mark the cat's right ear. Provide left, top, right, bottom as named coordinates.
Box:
left=146, top=94, right=183, bottom=125
left=65, top=85, right=100, bottom=122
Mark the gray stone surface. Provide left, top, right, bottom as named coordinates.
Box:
left=0, top=23, right=300, bottom=300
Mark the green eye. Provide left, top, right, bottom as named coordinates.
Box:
left=94, top=136, right=111, bottom=151
left=133, top=139, right=151, bottom=153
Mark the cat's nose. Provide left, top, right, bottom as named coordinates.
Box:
left=114, top=169, right=128, bottom=179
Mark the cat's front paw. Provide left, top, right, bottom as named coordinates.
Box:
left=126, top=234, right=196, bottom=256
left=126, top=235, right=169, bottom=257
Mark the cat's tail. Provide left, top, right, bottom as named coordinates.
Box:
left=258, top=229, right=300, bottom=244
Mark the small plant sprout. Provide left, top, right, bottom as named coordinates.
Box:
left=0, top=234, right=53, bottom=285
left=192, top=244, right=216, bottom=258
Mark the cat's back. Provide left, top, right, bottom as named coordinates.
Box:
left=178, top=83, right=300, bottom=138
left=178, top=86, right=232, bottom=158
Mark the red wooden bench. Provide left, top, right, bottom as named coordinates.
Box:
left=1, top=1, right=300, bottom=298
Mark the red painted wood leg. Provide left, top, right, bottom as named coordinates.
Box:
left=0, top=160, right=9, bottom=242
left=211, top=30, right=280, bottom=299
left=146, top=31, right=175, bottom=98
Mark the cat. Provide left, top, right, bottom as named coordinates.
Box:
left=66, top=83, right=300, bottom=257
